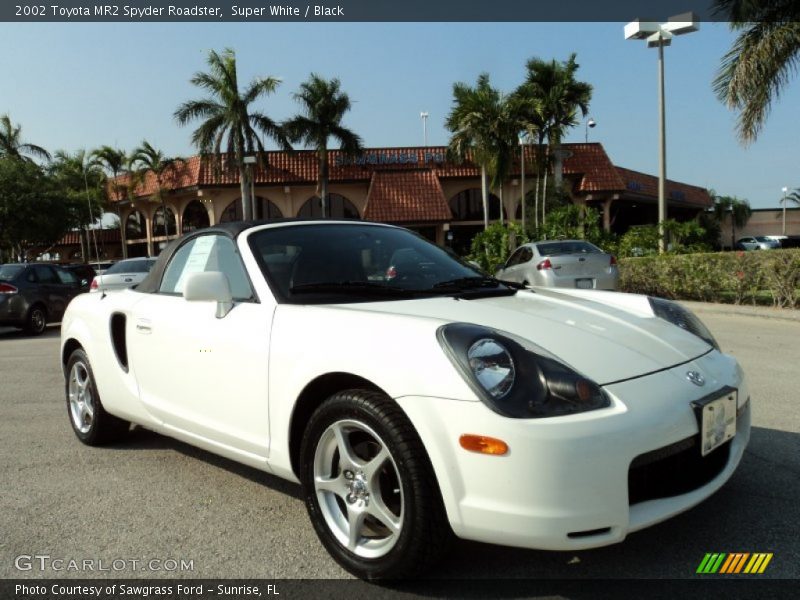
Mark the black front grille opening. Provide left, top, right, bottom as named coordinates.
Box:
left=628, top=437, right=730, bottom=505
left=567, top=527, right=613, bottom=539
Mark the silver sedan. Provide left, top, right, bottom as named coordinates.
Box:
left=496, top=240, right=619, bottom=290
left=89, top=257, right=157, bottom=292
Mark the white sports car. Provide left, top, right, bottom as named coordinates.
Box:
left=60, top=220, right=750, bottom=579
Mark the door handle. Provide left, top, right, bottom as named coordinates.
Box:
left=135, top=319, right=152, bottom=334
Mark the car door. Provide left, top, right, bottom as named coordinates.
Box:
left=126, top=233, right=273, bottom=459
left=498, top=247, right=527, bottom=282
left=31, top=265, right=71, bottom=321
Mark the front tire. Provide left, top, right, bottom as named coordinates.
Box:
left=66, top=349, right=129, bottom=445
left=300, top=389, right=451, bottom=579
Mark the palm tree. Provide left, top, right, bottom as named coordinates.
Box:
left=283, top=74, right=363, bottom=218
left=711, top=192, right=752, bottom=249
left=92, top=146, right=129, bottom=258
left=517, top=54, right=592, bottom=226
left=174, top=48, right=290, bottom=221
left=713, top=0, right=800, bottom=145
left=49, top=149, right=107, bottom=262
left=131, top=140, right=183, bottom=242
left=0, top=114, right=51, bottom=162
left=445, top=73, right=511, bottom=230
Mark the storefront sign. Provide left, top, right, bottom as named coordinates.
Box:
left=335, top=151, right=446, bottom=167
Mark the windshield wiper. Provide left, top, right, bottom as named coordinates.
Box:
left=290, top=281, right=420, bottom=297
left=430, top=276, right=521, bottom=297
left=433, top=276, right=524, bottom=290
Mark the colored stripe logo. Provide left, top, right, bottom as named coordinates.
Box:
left=697, top=553, right=773, bottom=574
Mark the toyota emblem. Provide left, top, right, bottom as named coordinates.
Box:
left=686, top=371, right=705, bottom=386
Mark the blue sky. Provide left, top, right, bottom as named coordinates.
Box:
left=1, top=21, right=798, bottom=209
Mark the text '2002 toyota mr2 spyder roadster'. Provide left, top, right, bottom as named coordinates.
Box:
left=60, top=220, right=750, bottom=579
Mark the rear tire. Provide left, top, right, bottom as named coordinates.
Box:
left=25, top=305, right=47, bottom=335
left=65, top=349, right=129, bottom=445
left=300, top=389, right=451, bottom=579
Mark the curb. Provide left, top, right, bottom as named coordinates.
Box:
left=679, top=301, right=800, bottom=323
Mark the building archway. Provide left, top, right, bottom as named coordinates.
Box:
left=298, top=194, right=359, bottom=219
left=153, top=205, right=177, bottom=238
left=448, top=188, right=501, bottom=256
left=125, top=210, right=146, bottom=240
left=449, top=188, right=500, bottom=221
left=182, top=200, right=210, bottom=233
left=220, top=197, right=284, bottom=222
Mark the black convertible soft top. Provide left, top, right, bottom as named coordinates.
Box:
left=134, top=218, right=371, bottom=294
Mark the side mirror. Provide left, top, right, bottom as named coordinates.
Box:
left=183, top=271, right=234, bottom=318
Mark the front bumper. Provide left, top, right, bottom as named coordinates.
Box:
left=396, top=350, right=750, bottom=550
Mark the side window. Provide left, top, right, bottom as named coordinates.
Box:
left=159, top=235, right=254, bottom=301
left=26, top=269, right=38, bottom=283
left=506, top=247, right=525, bottom=268
left=55, top=268, right=78, bottom=285
left=33, top=265, right=58, bottom=284
left=521, top=247, right=533, bottom=263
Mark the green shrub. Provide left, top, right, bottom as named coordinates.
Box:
left=468, top=222, right=529, bottom=273
left=619, top=249, right=800, bottom=308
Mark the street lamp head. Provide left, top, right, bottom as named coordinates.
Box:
left=782, top=186, right=789, bottom=193
left=624, top=19, right=660, bottom=40
left=664, top=12, right=700, bottom=36
left=420, top=111, right=429, bottom=118
left=587, top=118, right=596, bottom=129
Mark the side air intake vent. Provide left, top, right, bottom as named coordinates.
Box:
left=110, top=313, right=128, bottom=372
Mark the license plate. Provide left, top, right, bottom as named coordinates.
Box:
left=692, top=388, right=737, bottom=456
left=576, top=278, right=593, bottom=289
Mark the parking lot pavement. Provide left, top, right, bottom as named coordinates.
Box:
left=0, top=312, right=798, bottom=582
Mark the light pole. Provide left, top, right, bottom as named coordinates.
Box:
left=420, top=112, right=429, bottom=147
left=585, top=117, right=596, bottom=143
left=519, top=134, right=527, bottom=231
left=625, top=13, right=699, bottom=253
left=782, top=186, right=789, bottom=236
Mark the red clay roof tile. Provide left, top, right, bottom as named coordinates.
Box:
left=363, top=169, right=452, bottom=222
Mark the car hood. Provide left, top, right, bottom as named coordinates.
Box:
left=337, top=289, right=711, bottom=385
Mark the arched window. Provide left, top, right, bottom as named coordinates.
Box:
left=125, top=210, right=146, bottom=239
left=152, top=206, right=177, bottom=238
left=220, top=197, right=284, bottom=223
left=449, top=188, right=500, bottom=221
left=182, top=201, right=210, bottom=233
left=297, top=194, right=359, bottom=219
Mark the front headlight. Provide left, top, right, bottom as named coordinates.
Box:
left=648, top=297, right=719, bottom=350
left=438, top=323, right=610, bottom=419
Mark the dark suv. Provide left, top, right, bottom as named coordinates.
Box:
left=0, top=263, right=84, bottom=334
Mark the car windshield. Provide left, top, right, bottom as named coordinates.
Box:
left=754, top=236, right=773, bottom=242
left=536, top=241, right=602, bottom=256
left=0, top=264, right=25, bottom=281
left=104, top=259, right=156, bottom=275
left=249, top=223, right=513, bottom=303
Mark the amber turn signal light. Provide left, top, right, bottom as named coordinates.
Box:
left=459, top=434, right=509, bottom=456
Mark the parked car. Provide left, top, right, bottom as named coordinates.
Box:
left=0, top=263, right=83, bottom=334
left=496, top=239, right=619, bottom=290
left=88, top=260, right=115, bottom=275
left=61, top=221, right=750, bottom=579
left=778, top=235, right=800, bottom=249
left=89, top=257, right=157, bottom=292
left=63, top=264, right=97, bottom=292
left=735, top=236, right=780, bottom=251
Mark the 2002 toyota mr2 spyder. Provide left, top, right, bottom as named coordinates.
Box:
left=60, top=220, right=750, bottom=579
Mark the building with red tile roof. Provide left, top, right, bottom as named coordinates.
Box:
left=100, top=143, right=711, bottom=257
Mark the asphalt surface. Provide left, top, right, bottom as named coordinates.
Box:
left=0, top=308, right=798, bottom=583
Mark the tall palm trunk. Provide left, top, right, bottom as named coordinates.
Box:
left=498, top=184, right=504, bottom=225
left=480, top=165, right=489, bottom=230
left=541, top=146, right=550, bottom=229
left=239, top=166, right=251, bottom=221
left=319, top=146, right=329, bottom=218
